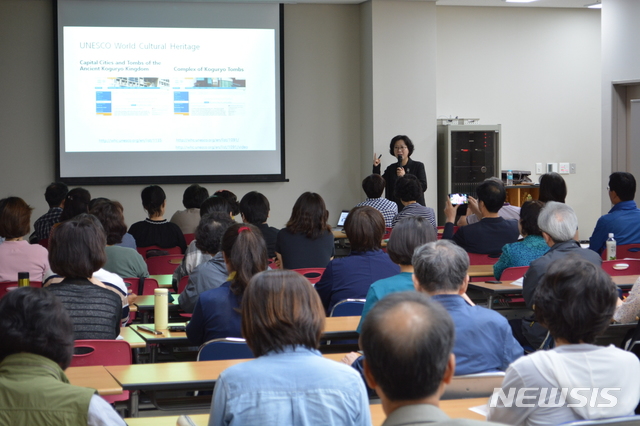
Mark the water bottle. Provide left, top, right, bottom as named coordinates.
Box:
left=606, top=233, right=616, bottom=261
left=506, top=170, right=514, bottom=186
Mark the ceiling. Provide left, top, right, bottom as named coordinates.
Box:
left=276, top=0, right=599, bottom=7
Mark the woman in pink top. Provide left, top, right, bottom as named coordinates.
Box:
left=0, top=197, right=50, bottom=282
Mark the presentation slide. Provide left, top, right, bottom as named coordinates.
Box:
left=64, top=26, right=276, bottom=153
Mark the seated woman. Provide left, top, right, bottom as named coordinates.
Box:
left=186, top=223, right=267, bottom=345
left=128, top=185, right=187, bottom=254
left=390, top=175, right=437, bottom=231
left=213, top=189, right=241, bottom=218
left=0, top=197, right=50, bottom=282
left=357, top=215, right=437, bottom=331
left=178, top=212, right=235, bottom=313
left=170, top=184, right=209, bottom=234
left=315, top=206, right=399, bottom=315
left=90, top=200, right=149, bottom=279
left=210, top=269, right=370, bottom=426
left=488, top=256, right=640, bottom=426
left=58, top=187, right=91, bottom=222
left=493, top=200, right=548, bottom=280
left=275, top=192, right=334, bottom=270
left=44, top=215, right=123, bottom=340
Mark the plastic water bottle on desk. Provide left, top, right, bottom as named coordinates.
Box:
left=606, top=233, right=616, bottom=260
left=507, top=170, right=513, bottom=186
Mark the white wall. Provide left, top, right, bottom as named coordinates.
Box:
left=437, top=6, right=602, bottom=235
left=0, top=2, right=362, bottom=230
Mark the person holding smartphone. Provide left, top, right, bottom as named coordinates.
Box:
left=373, top=135, right=427, bottom=211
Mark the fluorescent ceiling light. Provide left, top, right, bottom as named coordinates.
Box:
left=585, top=1, right=602, bottom=8
left=503, top=0, right=538, bottom=3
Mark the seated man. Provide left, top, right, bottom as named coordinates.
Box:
left=412, top=240, right=523, bottom=374
left=458, top=177, right=520, bottom=226
left=391, top=175, right=437, bottom=231
left=31, top=181, right=68, bottom=242
left=589, top=171, right=640, bottom=254
left=239, top=191, right=279, bottom=259
left=520, top=201, right=602, bottom=349
left=443, top=179, right=519, bottom=254
left=0, top=287, right=125, bottom=425
left=360, top=291, right=504, bottom=426
left=355, top=174, right=398, bottom=228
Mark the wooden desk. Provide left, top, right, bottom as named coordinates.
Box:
left=150, top=274, right=173, bottom=288
left=323, top=316, right=360, bottom=340
left=467, top=264, right=495, bottom=278
left=66, top=365, right=123, bottom=396
left=120, top=326, right=147, bottom=349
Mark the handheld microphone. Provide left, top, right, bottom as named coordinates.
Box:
left=397, top=155, right=403, bottom=169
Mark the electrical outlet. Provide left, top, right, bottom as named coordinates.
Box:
left=570, top=163, right=576, bottom=174
left=559, top=163, right=570, bottom=174
left=536, top=163, right=543, bottom=174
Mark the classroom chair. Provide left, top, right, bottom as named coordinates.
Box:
left=197, top=338, right=254, bottom=361
left=137, top=245, right=182, bottom=259
left=123, top=277, right=160, bottom=296
left=330, top=299, right=366, bottom=317
left=601, top=259, right=640, bottom=276
left=177, top=275, right=189, bottom=294
left=467, top=253, right=500, bottom=265
left=601, top=244, right=640, bottom=261
left=293, top=268, right=325, bottom=285
left=183, top=233, right=196, bottom=246
left=500, top=266, right=529, bottom=280
left=145, top=254, right=184, bottom=275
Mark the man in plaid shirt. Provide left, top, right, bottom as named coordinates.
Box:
left=356, top=174, right=397, bottom=228
left=31, top=182, right=68, bottom=242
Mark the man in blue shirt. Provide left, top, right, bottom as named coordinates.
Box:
left=589, top=172, right=640, bottom=254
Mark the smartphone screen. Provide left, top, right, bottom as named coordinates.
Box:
left=449, top=193, right=468, bottom=205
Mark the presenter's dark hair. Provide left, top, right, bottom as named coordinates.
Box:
left=361, top=291, right=454, bottom=401
left=387, top=216, right=437, bottom=265
left=285, top=192, right=332, bottom=240
left=195, top=212, right=235, bottom=255
left=242, top=270, right=325, bottom=357
left=389, top=135, right=414, bottom=157
left=222, top=223, right=268, bottom=297
left=476, top=180, right=505, bottom=213
left=200, top=195, right=233, bottom=218
left=0, top=287, right=75, bottom=369
left=362, top=174, right=386, bottom=199
left=90, top=200, right=128, bottom=245
left=182, top=184, right=209, bottom=209
left=239, top=191, right=271, bottom=224
left=213, top=190, right=240, bottom=216
left=59, top=187, right=91, bottom=222
left=395, top=175, right=422, bottom=203
left=609, top=172, right=636, bottom=202
left=49, top=214, right=106, bottom=279
left=344, top=206, right=385, bottom=252
left=0, top=197, right=33, bottom=239
left=534, top=255, right=617, bottom=344
left=520, top=200, right=544, bottom=237
left=141, top=185, right=166, bottom=217
left=45, top=182, right=68, bottom=208
left=538, top=172, right=567, bottom=203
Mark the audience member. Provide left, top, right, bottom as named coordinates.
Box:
left=488, top=256, right=640, bottom=425
left=128, top=185, right=187, bottom=253
left=458, top=177, right=521, bottom=226
left=45, top=215, right=123, bottom=339
left=31, top=181, right=68, bottom=241
left=519, top=201, right=601, bottom=349
left=391, top=174, right=437, bottom=231
left=213, top=189, right=240, bottom=217
left=357, top=216, right=437, bottom=332
left=170, top=184, right=209, bottom=234
left=538, top=172, right=567, bottom=203
left=186, top=223, right=267, bottom=345
left=355, top=174, right=398, bottom=228
left=275, top=192, right=335, bottom=269
left=493, top=200, right=548, bottom=280
left=179, top=212, right=234, bottom=313
left=0, top=287, right=125, bottom=425
left=91, top=200, right=148, bottom=279
left=239, top=191, right=279, bottom=258
left=0, top=197, right=50, bottom=282
left=209, top=270, right=370, bottom=426
left=443, top=179, right=519, bottom=254
left=589, top=172, right=640, bottom=254
left=614, top=276, right=640, bottom=323
left=58, top=187, right=91, bottom=222
left=360, top=292, right=503, bottom=426
left=315, top=206, right=399, bottom=315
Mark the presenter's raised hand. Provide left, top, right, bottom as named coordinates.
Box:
left=373, top=152, right=381, bottom=167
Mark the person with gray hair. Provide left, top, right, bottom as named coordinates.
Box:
left=412, top=240, right=523, bottom=375
left=518, top=201, right=602, bottom=349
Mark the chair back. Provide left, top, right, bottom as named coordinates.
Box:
left=500, top=266, right=529, bottom=280
left=137, top=245, right=182, bottom=258
left=383, top=227, right=393, bottom=240
left=123, top=277, right=160, bottom=296
left=184, top=233, right=196, bottom=246
left=330, top=299, right=366, bottom=317
left=38, top=238, right=49, bottom=249
left=268, top=258, right=279, bottom=269
left=145, top=254, right=185, bottom=275
left=602, top=259, right=640, bottom=276
left=602, top=244, right=640, bottom=261
left=197, top=338, right=254, bottom=361
left=468, top=253, right=500, bottom=265
left=294, top=268, right=325, bottom=285
left=0, top=282, right=43, bottom=299
left=178, top=275, right=190, bottom=294
left=71, top=340, right=131, bottom=404
left=561, top=416, right=640, bottom=426
left=442, top=371, right=505, bottom=400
